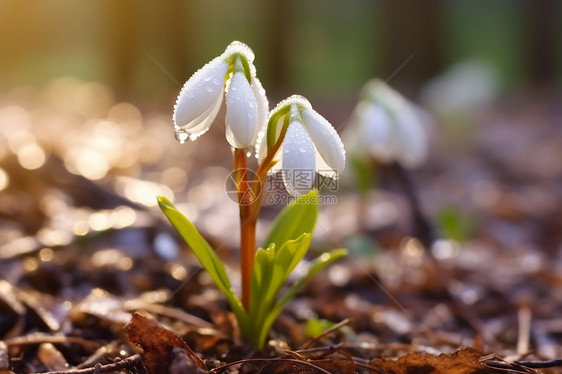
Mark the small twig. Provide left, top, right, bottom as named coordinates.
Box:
left=517, top=304, right=532, bottom=356
left=514, top=359, right=562, bottom=369
left=300, top=319, right=351, bottom=349
left=295, top=342, right=344, bottom=355
left=124, top=300, right=216, bottom=330
left=32, top=354, right=142, bottom=374
left=3, top=333, right=101, bottom=351
left=209, top=357, right=333, bottom=374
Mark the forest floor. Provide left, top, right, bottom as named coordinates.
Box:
left=0, top=81, right=561, bottom=373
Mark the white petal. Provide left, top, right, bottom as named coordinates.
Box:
left=361, top=103, right=394, bottom=162
left=173, top=57, right=228, bottom=130
left=225, top=72, right=258, bottom=148
left=186, top=89, right=224, bottom=139
left=392, top=104, right=428, bottom=168
left=301, top=109, right=346, bottom=177
left=250, top=77, right=269, bottom=145
left=282, top=122, right=316, bottom=196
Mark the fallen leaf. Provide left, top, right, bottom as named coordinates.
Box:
left=124, top=311, right=206, bottom=374
left=368, top=347, right=486, bottom=374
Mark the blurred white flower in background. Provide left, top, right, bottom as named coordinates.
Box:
left=421, top=60, right=499, bottom=116
left=345, top=79, right=429, bottom=169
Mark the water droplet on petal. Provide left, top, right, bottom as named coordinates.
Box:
left=174, top=127, right=189, bottom=144
left=204, top=76, right=213, bottom=82
left=299, top=147, right=307, bottom=153
left=206, top=86, right=214, bottom=93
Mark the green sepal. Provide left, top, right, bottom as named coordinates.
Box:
left=266, top=105, right=290, bottom=150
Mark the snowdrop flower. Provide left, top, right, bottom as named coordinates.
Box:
left=258, top=95, right=345, bottom=196
left=345, top=79, right=428, bottom=168
left=173, top=41, right=268, bottom=149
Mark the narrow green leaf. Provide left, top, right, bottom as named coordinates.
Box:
left=269, top=234, right=311, bottom=302
left=157, top=196, right=245, bottom=318
left=264, top=189, right=319, bottom=249
left=255, top=248, right=347, bottom=349
left=249, top=245, right=275, bottom=317
left=263, top=234, right=311, bottom=317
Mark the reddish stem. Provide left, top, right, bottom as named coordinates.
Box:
left=233, top=148, right=254, bottom=311
left=233, top=122, right=289, bottom=311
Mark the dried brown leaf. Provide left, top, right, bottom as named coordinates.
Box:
left=37, top=342, right=69, bottom=371
left=124, top=311, right=206, bottom=374
left=368, top=347, right=487, bottom=374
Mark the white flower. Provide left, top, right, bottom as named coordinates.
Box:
left=173, top=41, right=268, bottom=149
left=345, top=79, right=428, bottom=168
left=258, top=95, right=346, bottom=196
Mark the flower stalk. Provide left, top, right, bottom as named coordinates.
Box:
left=233, top=148, right=256, bottom=311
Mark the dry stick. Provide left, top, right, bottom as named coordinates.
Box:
left=209, top=357, right=333, bottom=374
left=32, top=354, right=142, bottom=374
left=482, top=358, right=562, bottom=370
left=4, top=334, right=101, bottom=351
left=517, top=304, right=532, bottom=355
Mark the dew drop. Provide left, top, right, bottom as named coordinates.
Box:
left=204, top=76, right=213, bottom=82
left=299, top=147, right=307, bottom=153
left=206, top=86, right=214, bottom=93
left=174, top=127, right=189, bottom=144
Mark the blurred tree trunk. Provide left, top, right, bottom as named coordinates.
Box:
left=527, top=0, right=557, bottom=85
left=264, top=1, right=291, bottom=95
left=380, top=0, right=443, bottom=91
left=103, top=0, right=141, bottom=99
left=156, top=2, right=191, bottom=83
left=102, top=1, right=193, bottom=99
left=0, top=2, right=37, bottom=86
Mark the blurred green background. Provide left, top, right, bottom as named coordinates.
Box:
left=0, top=0, right=561, bottom=103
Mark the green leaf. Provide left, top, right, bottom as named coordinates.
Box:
left=264, top=189, right=319, bottom=249
left=249, top=244, right=275, bottom=317
left=157, top=196, right=246, bottom=319
left=350, top=154, right=374, bottom=196
left=250, top=234, right=311, bottom=320
left=256, top=248, right=347, bottom=348
left=305, top=319, right=336, bottom=338
left=436, top=204, right=477, bottom=243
